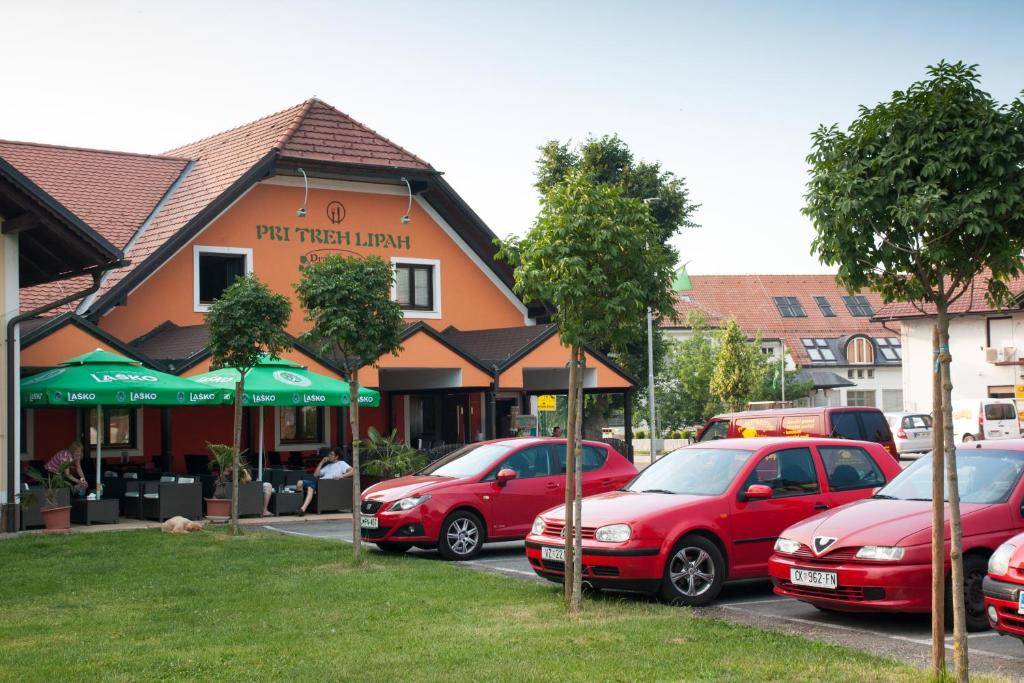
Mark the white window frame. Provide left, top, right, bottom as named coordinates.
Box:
left=391, top=257, right=442, bottom=320
left=85, top=407, right=145, bottom=457
left=274, top=406, right=329, bottom=452
left=193, top=246, right=254, bottom=313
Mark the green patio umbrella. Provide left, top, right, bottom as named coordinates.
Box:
left=189, top=355, right=381, bottom=478
left=21, top=349, right=228, bottom=493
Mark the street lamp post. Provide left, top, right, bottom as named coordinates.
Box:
left=647, top=306, right=657, bottom=461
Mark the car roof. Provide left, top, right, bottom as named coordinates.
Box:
left=711, top=407, right=880, bottom=419
left=961, top=438, right=1024, bottom=452
left=683, top=436, right=881, bottom=450
left=486, top=437, right=608, bottom=447
left=884, top=411, right=930, bottom=418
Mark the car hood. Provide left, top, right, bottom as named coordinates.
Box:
left=783, top=498, right=994, bottom=548
left=361, top=475, right=456, bottom=501
left=539, top=489, right=715, bottom=526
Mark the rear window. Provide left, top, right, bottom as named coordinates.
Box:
left=557, top=445, right=608, bottom=473
left=859, top=411, right=893, bottom=444
left=818, top=445, right=886, bottom=491
left=829, top=412, right=862, bottom=440
left=698, top=420, right=729, bottom=441
left=902, top=415, right=932, bottom=429
left=985, top=403, right=1017, bottom=421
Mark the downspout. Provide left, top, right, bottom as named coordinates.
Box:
left=4, top=270, right=104, bottom=531
left=489, top=364, right=499, bottom=440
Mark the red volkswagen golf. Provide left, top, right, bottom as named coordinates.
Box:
left=524, top=437, right=901, bottom=605
left=359, top=438, right=635, bottom=559
left=770, top=442, right=1024, bottom=631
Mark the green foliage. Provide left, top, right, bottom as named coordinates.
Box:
left=206, top=442, right=248, bottom=490
left=751, top=360, right=814, bottom=404
left=498, top=171, right=677, bottom=350
left=634, top=430, right=647, bottom=440
left=360, top=427, right=428, bottom=479
left=806, top=61, right=1024, bottom=309
left=20, top=462, right=71, bottom=509
left=656, top=312, right=722, bottom=428
left=294, top=255, right=404, bottom=379
left=710, top=318, right=768, bottom=412
left=206, top=274, right=292, bottom=376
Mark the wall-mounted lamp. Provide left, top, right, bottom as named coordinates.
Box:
left=400, top=177, right=412, bottom=225
left=297, top=168, right=309, bottom=218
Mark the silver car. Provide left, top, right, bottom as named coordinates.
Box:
left=884, top=412, right=933, bottom=458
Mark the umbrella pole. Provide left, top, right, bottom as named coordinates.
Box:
left=96, top=405, right=103, bottom=497
left=258, top=406, right=264, bottom=481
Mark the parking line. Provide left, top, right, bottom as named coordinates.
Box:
left=888, top=636, right=1021, bottom=662
left=460, top=562, right=537, bottom=577
left=721, top=607, right=866, bottom=633
left=720, top=597, right=788, bottom=606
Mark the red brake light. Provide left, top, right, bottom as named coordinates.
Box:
left=896, top=428, right=907, bottom=439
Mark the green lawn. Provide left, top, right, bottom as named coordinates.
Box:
left=0, top=529, right=929, bottom=682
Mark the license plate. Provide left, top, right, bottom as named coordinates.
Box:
left=790, top=567, right=838, bottom=589
left=541, top=546, right=565, bottom=562
left=1018, top=590, right=1024, bottom=615
left=360, top=516, right=378, bottom=529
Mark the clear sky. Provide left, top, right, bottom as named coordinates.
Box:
left=1, top=1, right=1021, bottom=274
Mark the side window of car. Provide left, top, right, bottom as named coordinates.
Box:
left=494, top=446, right=554, bottom=480
left=742, top=447, right=820, bottom=496
left=582, top=446, right=607, bottom=472
left=699, top=420, right=729, bottom=441
left=817, top=446, right=886, bottom=491
left=858, top=411, right=893, bottom=444
left=829, top=412, right=862, bottom=440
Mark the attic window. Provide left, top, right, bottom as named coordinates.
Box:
left=773, top=297, right=806, bottom=318
left=814, top=296, right=836, bottom=317
left=847, top=337, right=874, bottom=364
left=842, top=295, right=874, bottom=317
left=801, top=338, right=836, bottom=362
left=876, top=337, right=902, bottom=361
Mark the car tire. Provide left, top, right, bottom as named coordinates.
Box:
left=658, top=535, right=725, bottom=606
left=945, top=554, right=990, bottom=632
left=962, top=434, right=976, bottom=442
left=375, top=542, right=411, bottom=554
left=438, top=510, right=485, bottom=560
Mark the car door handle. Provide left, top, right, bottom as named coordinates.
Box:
left=546, top=482, right=560, bottom=489
left=814, top=503, right=829, bottom=511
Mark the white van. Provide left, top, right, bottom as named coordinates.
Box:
left=951, top=398, right=1022, bottom=442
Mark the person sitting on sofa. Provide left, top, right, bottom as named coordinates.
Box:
left=295, top=447, right=353, bottom=515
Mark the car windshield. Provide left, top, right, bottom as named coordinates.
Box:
left=875, top=449, right=1024, bottom=504
left=421, top=442, right=517, bottom=479
left=624, top=447, right=754, bottom=496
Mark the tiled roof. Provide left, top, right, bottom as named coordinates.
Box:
left=131, top=321, right=209, bottom=366
left=667, top=274, right=900, bottom=365
left=20, top=275, right=92, bottom=315
left=441, top=324, right=556, bottom=367
left=875, top=271, right=1024, bottom=320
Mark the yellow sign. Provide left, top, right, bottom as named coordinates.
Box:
left=1015, top=384, right=1024, bottom=399
left=537, top=395, right=557, bottom=411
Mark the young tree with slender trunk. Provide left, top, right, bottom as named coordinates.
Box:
left=805, top=61, right=1024, bottom=681
left=206, top=275, right=291, bottom=535
left=295, top=254, right=404, bottom=563
left=498, top=170, right=678, bottom=612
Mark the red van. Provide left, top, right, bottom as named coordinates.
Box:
left=696, top=407, right=898, bottom=459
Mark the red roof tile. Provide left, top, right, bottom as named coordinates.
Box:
left=667, top=274, right=900, bottom=365
left=874, top=271, right=1024, bottom=320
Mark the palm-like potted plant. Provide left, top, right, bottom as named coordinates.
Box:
left=361, top=427, right=427, bottom=482
left=206, top=442, right=248, bottom=521
left=20, top=461, right=73, bottom=532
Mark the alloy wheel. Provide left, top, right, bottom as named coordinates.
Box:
left=446, top=517, right=479, bottom=556
left=668, top=546, right=715, bottom=597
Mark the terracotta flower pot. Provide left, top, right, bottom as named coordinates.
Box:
left=205, top=498, right=231, bottom=522
left=40, top=505, right=71, bottom=533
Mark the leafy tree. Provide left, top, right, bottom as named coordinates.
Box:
left=709, top=318, right=767, bottom=412
left=206, top=275, right=291, bottom=534
left=657, top=313, right=721, bottom=427
left=751, top=357, right=814, bottom=405
left=805, top=61, right=1024, bottom=680
left=295, top=255, right=404, bottom=562
left=498, top=168, right=677, bottom=613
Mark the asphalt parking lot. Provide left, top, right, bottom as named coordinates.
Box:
left=264, top=519, right=1024, bottom=679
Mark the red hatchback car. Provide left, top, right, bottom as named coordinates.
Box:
left=359, top=438, right=636, bottom=559
left=770, top=441, right=1024, bottom=631
left=983, top=531, right=1024, bottom=642
left=524, top=437, right=901, bottom=605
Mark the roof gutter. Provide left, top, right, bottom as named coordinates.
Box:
left=4, top=266, right=120, bottom=531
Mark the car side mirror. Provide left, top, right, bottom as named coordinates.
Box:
left=742, top=484, right=773, bottom=501
left=496, top=469, right=518, bottom=486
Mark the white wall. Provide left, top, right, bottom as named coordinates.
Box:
left=902, top=314, right=1024, bottom=412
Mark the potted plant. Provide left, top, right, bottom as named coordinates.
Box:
left=206, top=442, right=248, bottom=521
left=20, top=461, right=73, bottom=532
left=361, top=427, right=427, bottom=483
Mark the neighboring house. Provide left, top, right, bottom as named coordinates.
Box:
left=663, top=273, right=904, bottom=410
left=875, top=272, right=1024, bottom=413
left=0, top=157, right=123, bottom=531
left=3, top=99, right=637, bottom=474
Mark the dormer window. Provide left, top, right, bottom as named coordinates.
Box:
left=847, top=337, right=874, bottom=364
left=801, top=338, right=835, bottom=362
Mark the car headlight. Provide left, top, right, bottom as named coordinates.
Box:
left=856, top=545, right=905, bottom=561
left=990, top=543, right=1016, bottom=576
left=595, top=524, right=631, bottom=543
left=387, top=494, right=431, bottom=512
left=531, top=517, right=546, bottom=536
left=774, top=537, right=801, bottom=554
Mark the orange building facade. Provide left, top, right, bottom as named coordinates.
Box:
left=3, top=99, right=636, bottom=475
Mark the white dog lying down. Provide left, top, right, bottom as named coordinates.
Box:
left=161, top=516, right=204, bottom=534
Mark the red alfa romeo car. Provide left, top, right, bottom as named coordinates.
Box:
left=359, top=438, right=635, bottom=559
left=983, top=530, right=1024, bottom=643
left=524, top=437, right=901, bottom=605
left=770, top=441, right=1024, bottom=631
